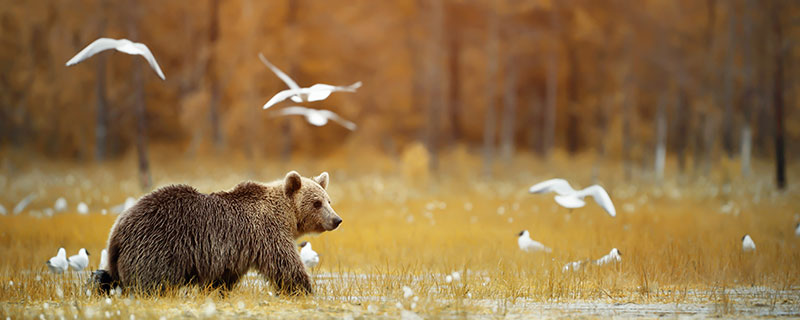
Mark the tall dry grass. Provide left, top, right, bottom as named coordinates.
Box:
left=1, top=146, right=799, bottom=317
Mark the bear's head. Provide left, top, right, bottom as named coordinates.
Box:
left=284, top=171, right=342, bottom=237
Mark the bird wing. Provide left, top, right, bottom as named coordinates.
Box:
left=305, top=81, right=361, bottom=101
left=554, top=195, right=586, bottom=208
left=131, top=42, right=166, bottom=80
left=263, top=89, right=304, bottom=109
left=580, top=185, right=617, bottom=217
left=258, top=53, right=300, bottom=90
left=528, top=179, right=576, bottom=195
left=65, top=38, right=121, bottom=66
left=319, top=110, right=357, bottom=131
left=272, top=106, right=312, bottom=117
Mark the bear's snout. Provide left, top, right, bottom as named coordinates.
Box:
left=332, top=217, right=342, bottom=229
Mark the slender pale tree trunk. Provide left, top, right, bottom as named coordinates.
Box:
left=721, top=4, right=737, bottom=158
left=481, top=6, right=498, bottom=176
left=543, top=7, right=559, bottom=159
left=128, top=4, right=151, bottom=190
left=425, top=0, right=444, bottom=171
left=771, top=2, right=786, bottom=189
left=94, top=52, right=108, bottom=161
left=500, top=60, right=517, bottom=162
left=654, top=94, right=667, bottom=182
left=208, top=0, right=223, bottom=149
left=447, top=26, right=461, bottom=144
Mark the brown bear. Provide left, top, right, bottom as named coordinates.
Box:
left=93, top=171, right=341, bottom=295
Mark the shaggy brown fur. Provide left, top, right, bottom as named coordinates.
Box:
left=99, top=171, right=341, bottom=295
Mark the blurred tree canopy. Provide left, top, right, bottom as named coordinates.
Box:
left=1, top=0, right=798, bottom=178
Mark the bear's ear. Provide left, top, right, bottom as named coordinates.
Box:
left=284, top=171, right=302, bottom=197
left=315, top=172, right=329, bottom=189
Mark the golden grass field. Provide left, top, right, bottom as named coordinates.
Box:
left=1, top=146, right=800, bottom=318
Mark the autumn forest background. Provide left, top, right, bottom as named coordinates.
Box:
left=1, top=0, right=798, bottom=190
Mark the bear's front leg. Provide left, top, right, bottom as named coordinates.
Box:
left=260, top=239, right=314, bottom=296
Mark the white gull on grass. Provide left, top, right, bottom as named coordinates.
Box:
left=259, top=53, right=361, bottom=109
left=99, top=248, right=109, bottom=270
left=594, top=248, right=622, bottom=266
left=528, top=179, right=616, bottom=217
left=298, top=241, right=319, bottom=268
left=517, top=230, right=552, bottom=253
left=742, top=234, right=756, bottom=252
left=46, top=248, right=69, bottom=274
left=66, top=38, right=166, bottom=80
left=68, top=248, right=90, bottom=271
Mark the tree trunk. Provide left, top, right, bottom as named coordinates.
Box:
left=481, top=7, right=498, bottom=176
left=425, top=0, right=444, bottom=172
left=281, top=0, right=299, bottom=162
left=565, top=44, right=580, bottom=154
left=654, top=94, right=667, bottom=182
left=208, top=0, right=223, bottom=149
left=94, top=52, right=108, bottom=161
left=527, top=93, right=542, bottom=154
left=543, top=7, right=559, bottom=159
left=674, top=89, right=688, bottom=173
left=772, top=2, right=786, bottom=189
left=447, top=27, right=461, bottom=144
left=741, top=125, right=752, bottom=177
left=721, top=4, right=736, bottom=158
left=622, top=83, right=635, bottom=181
left=500, top=60, right=517, bottom=162
left=133, top=56, right=152, bottom=190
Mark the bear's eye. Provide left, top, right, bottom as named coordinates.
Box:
left=313, top=200, right=322, bottom=209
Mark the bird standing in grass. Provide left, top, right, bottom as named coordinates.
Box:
left=46, top=248, right=69, bottom=274
left=66, top=38, right=166, bottom=80
left=595, top=248, right=622, bottom=265
left=77, top=202, right=89, bottom=215
left=528, top=179, right=616, bottom=217
left=795, top=223, right=800, bottom=237
left=298, top=241, right=319, bottom=268
left=742, top=234, right=756, bottom=252
left=517, top=230, right=552, bottom=253
left=54, top=197, right=68, bottom=212
left=99, top=249, right=109, bottom=270
left=68, top=248, right=90, bottom=271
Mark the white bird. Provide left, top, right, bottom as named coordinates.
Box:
left=0, top=204, right=6, bottom=215
left=742, top=234, right=756, bottom=252
left=13, top=194, right=36, bottom=215
left=795, top=223, right=800, bottom=237
left=450, top=271, right=461, bottom=281
left=562, top=260, right=587, bottom=272
left=99, top=248, right=109, bottom=270
left=298, top=241, right=319, bottom=268
left=68, top=248, right=90, bottom=271
left=46, top=248, right=69, bottom=274
left=271, top=106, right=357, bottom=131
left=66, top=38, right=166, bottom=80
left=77, top=202, right=89, bottom=215
left=54, top=197, right=68, bottom=212
left=594, top=248, right=622, bottom=266
left=517, top=230, right=552, bottom=253
left=528, top=179, right=616, bottom=217
left=259, top=53, right=361, bottom=109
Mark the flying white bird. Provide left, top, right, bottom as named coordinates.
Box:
left=528, top=179, right=616, bottom=217
left=66, top=38, right=166, bottom=80
left=68, top=248, right=90, bottom=271
left=13, top=194, right=36, bottom=215
left=258, top=53, right=361, bottom=109
left=54, top=197, right=68, bottom=212
left=99, top=248, right=109, bottom=270
left=271, top=106, right=357, bottom=131
left=77, top=202, right=89, bottom=215
left=595, top=248, right=622, bottom=266
left=742, top=234, right=756, bottom=252
left=298, top=241, right=319, bottom=268
left=46, top=248, right=69, bottom=274
left=517, top=230, right=552, bottom=253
